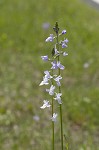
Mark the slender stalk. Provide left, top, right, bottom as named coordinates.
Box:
left=51, top=69, right=55, bottom=150
left=59, top=100, right=63, bottom=150
left=56, top=25, right=64, bottom=150
left=52, top=98, right=54, bottom=150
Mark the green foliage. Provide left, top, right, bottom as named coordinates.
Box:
left=0, top=0, right=99, bottom=149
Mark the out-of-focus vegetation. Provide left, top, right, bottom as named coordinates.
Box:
left=0, top=0, right=99, bottom=149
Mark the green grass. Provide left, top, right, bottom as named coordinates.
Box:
left=0, top=0, right=99, bottom=149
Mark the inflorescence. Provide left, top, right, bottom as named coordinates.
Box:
left=39, top=22, right=68, bottom=121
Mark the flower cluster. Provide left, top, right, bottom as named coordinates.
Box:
left=39, top=23, right=69, bottom=123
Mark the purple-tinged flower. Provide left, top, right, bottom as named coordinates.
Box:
left=46, top=85, right=55, bottom=95
left=64, top=38, right=69, bottom=43
left=51, top=61, right=58, bottom=70
left=40, top=100, right=51, bottom=109
left=62, top=30, right=66, bottom=34
left=51, top=113, right=57, bottom=122
left=54, top=75, right=62, bottom=86
left=63, top=52, right=68, bottom=56
left=61, top=38, right=68, bottom=48
left=41, top=55, right=48, bottom=61
left=39, top=76, right=49, bottom=86
left=54, top=93, right=62, bottom=104
left=51, top=61, right=65, bottom=70
left=45, top=34, right=54, bottom=42
left=44, top=70, right=52, bottom=79
left=39, top=70, right=53, bottom=86
left=57, top=61, right=65, bottom=70
left=62, top=42, right=68, bottom=48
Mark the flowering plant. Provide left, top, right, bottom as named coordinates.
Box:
left=39, top=22, right=69, bottom=150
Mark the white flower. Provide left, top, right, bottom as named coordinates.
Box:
left=62, top=42, right=68, bottom=48
left=39, top=76, right=49, bottom=86
left=44, top=71, right=52, bottom=79
left=62, top=30, right=66, bottom=34
left=54, top=93, right=62, bottom=104
left=51, top=113, right=58, bottom=122
left=63, top=52, right=68, bottom=56
left=51, top=61, right=58, bottom=70
left=40, top=100, right=51, bottom=109
left=57, top=61, right=65, bottom=70
left=51, top=61, right=65, bottom=70
left=46, top=85, right=55, bottom=95
left=41, top=55, right=48, bottom=61
left=45, top=34, right=54, bottom=42
left=39, top=70, right=53, bottom=86
left=64, top=38, right=69, bottom=43
left=54, top=75, right=62, bottom=86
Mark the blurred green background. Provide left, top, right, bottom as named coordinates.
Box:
left=0, top=0, right=99, bottom=149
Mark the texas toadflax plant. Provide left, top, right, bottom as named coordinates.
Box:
left=39, top=22, right=69, bottom=150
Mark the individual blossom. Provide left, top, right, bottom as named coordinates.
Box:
left=44, top=70, right=52, bottom=79
left=54, top=75, right=62, bottom=86
left=45, top=34, right=54, bottom=42
left=61, top=38, right=69, bottom=48
left=39, top=76, right=49, bottom=86
left=46, top=85, right=55, bottom=96
left=51, top=61, right=58, bottom=70
left=64, top=38, right=69, bottom=44
left=62, top=42, right=68, bottom=48
left=62, top=30, right=66, bottom=34
left=41, top=55, right=48, bottom=61
left=51, top=113, right=58, bottom=122
left=54, top=93, right=62, bottom=104
left=51, top=61, right=65, bottom=70
left=39, top=70, right=52, bottom=86
left=57, top=61, right=65, bottom=70
left=40, top=100, right=51, bottom=109
left=63, top=52, right=68, bottom=56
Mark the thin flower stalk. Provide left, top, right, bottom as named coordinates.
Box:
left=51, top=69, right=55, bottom=150
left=55, top=22, right=63, bottom=150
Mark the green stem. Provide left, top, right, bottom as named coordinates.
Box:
left=56, top=28, right=64, bottom=150
left=52, top=98, right=54, bottom=150
left=51, top=69, right=55, bottom=150
left=59, top=101, right=63, bottom=150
